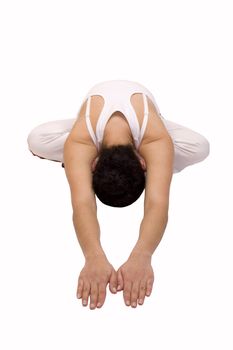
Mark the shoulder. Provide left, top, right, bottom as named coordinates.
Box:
left=139, top=134, right=174, bottom=166
left=139, top=96, right=171, bottom=150
left=63, top=139, right=97, bottom=208
left=140, top=135, right=174, bottom=208
left=68, top=95, right=104, bottom=147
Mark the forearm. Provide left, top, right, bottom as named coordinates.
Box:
left=72, top=204, right=106, bottom=260
left=130, top=204, right=168, bottom=257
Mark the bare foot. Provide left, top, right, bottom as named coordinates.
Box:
left=77, top=255, right=118, bottom=310
left=117, top=252, right=154, bottom=308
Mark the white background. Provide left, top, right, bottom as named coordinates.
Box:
left=0, top=0, right=232, bottom=349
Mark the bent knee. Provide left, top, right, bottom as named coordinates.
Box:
left=27, top=119, right=74, bottom=155
left=173, top=132, right=210, bottom=173
left=194, top=134, right=210, bottom=162
left=27, top=121, right=70, bottom=162
left=27, top=125, right=43, bottom=155
left=27, top=122, right=54, bottom=158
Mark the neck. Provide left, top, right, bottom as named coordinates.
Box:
left=102, top=121, right=135, bottom=149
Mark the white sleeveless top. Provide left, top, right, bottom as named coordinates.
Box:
left=82, top=80, right=162, bottom=151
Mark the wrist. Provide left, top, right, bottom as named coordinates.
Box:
left=129, top=247, right=152, bottom=260
left=84, top=249, right=107, bottom=262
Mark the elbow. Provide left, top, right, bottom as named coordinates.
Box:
left=144, top=200, right=169, bottom=221
left=72, top=197, right=97, bottom=214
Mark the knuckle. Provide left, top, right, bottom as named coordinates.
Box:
left=98, top=293, right=106, bottom=300
left=131, top=292, right=138, bottom=299
left=131, top=293, right=138, bottom=300
left=100, top=277, right=108, bottom=284
left=91, top=290, right=98, bottom=296
left=123, top=291, right=130, bottom=297
left=131, top=287, right=138, bottom=294
left=139, top=291, right=146, bottom=298
left=98, top=289, right=106, bottom=296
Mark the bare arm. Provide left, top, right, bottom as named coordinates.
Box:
left=131, top=203, right=168, bottom=257
left=116, top=135, right=174, bottom=307
left=63, top=137, right=106, bottom=259
left=72, top=204, right=106, bottom=259
left=63, top=136, right=117, bottom=309
left=130, top=135, right=174, bottom=257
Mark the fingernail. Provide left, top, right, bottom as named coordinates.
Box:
left=117, top=285, right=121, bottom=291
left=126, top=300, right=130, bottom=306
left=83, top=300, right=87, bottom=306
left=97, top=302, right=101, bottom=308
left=132, top=302, right=137, bottom=307
left=90, top=303, right=95, bottom=309
left=112, top=287, right=116, bottom=293
left=77, top=293, right=81, bottom=298
left=139, top=299, right=143, bottom=304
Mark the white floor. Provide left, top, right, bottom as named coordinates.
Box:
left=0, top=1, right=232, bottom=349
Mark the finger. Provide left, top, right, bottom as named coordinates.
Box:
left=131, top=281, right=140, bottom=308
left=97, top=282, right=107, bottom=308
left=138, top=281, right=147, bottom=305
left=109, top=269, right=117, bottom=294
left=82, top=281, right=91, bottom=307
left=146, top=278, right=154, bottom=297
left=90, top=282, right=98, bottom=310
left=76, top=278, right=84, bottom=299
left=123, top=281, right=132, bottom=306
left=117, top=268, right=124, bottom=291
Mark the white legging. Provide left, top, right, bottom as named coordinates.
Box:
left=27, top=117, right=210, bottom=173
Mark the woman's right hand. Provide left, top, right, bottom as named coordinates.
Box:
left=77, top=255, right=118, bottom=310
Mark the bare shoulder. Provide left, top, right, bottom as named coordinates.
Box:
left=67, top=99, right=91, bottom=145
left=63, top=138, right=98, bottom=209
left=139, top=135, right=174, bottom=208
left=68, top=96, right=104, bottom=146
left=139, top=96, right=171, bottom=148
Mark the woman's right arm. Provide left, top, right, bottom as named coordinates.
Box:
left=63, top=138, right=106, bottom=259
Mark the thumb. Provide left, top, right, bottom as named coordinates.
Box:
left=117, top=268, right=124, bottom=291
left=109, top=268, right=118, bottom=294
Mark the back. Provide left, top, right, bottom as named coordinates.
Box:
left=71, top=80, right=168, bottom=148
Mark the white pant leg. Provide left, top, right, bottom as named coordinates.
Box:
left=27, top=118, right=76, bottom=163
left=27, top=117, right=210, bottom=172
left=161, top=117, right=210, bottom=173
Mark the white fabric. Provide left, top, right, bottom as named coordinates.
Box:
left=27, top=81, right=210, bottom=173
left=83, top=80, right=162, bottom=151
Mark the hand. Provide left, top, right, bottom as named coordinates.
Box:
left=117, top=252, right=154, bottom=308
left=77, top=255, right=117, bottom=310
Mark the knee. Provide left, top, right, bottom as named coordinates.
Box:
left=173, top=132, right=210, bottom=173
left=27, top=125, right=43, bottom=155
left=193, top=134, right=210, bottom=162
left=27, top=122, right=53, bottom=157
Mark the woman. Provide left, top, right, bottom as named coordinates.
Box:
left=26, top=80, right=210, bottom=309
left=27, top=79, right=210, bottom=207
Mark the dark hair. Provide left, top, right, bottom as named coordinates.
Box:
left=92, top=144, right=146, bottom=207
